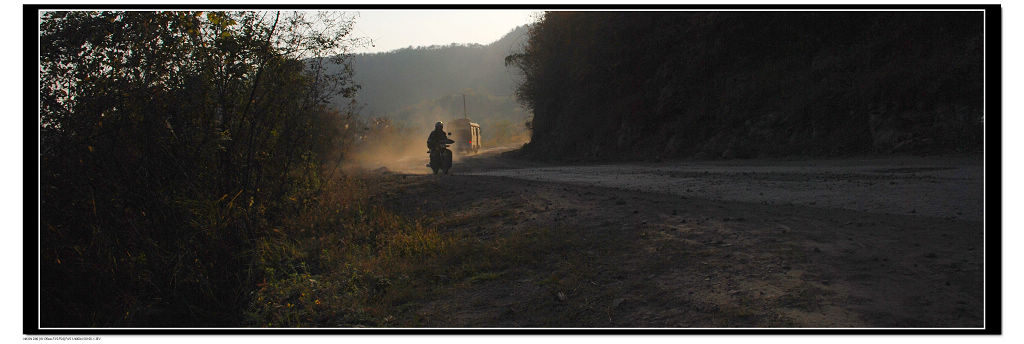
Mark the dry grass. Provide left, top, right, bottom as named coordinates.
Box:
left=242, top=169, right=625, bottom=328
left=244, top=174, right=521, bottom=327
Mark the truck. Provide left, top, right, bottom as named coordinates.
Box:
left=448, top=118, right=481, bottom=155
left=449, top=94, right=481, bottom=155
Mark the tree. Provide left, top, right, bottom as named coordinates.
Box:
left=39, top=10, right=364, bottom=326
left=505, top=11, right=982, bottom=160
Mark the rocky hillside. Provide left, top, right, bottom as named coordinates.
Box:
left=506, top=12, right=984, bottom=160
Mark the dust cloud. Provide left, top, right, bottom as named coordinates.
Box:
left=344, top=112, right=529, bottom=175
left=345, top=121, right=432, bottom=174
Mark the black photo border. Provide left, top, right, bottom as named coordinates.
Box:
left=24, top=2, right=1002, bottom=335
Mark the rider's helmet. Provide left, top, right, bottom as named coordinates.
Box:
left=435, top=121, right=444, bottom=130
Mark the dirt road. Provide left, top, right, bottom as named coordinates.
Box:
left=365, top=151, right=986, bottom=327
left=465, top=155, right=983, bottom=221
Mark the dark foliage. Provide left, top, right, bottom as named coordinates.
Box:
left=506, top=12, right=983, bottom=160
left=39, top=11, right=362, bottom=326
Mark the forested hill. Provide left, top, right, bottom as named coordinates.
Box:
left=506, top=12, right=984, bottom=161
left=341, top=25, right=529, bottom=119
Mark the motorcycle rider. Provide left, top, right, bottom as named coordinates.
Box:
left=426, top=121, right=452, bottom=169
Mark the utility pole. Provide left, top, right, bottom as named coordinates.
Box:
left=462, top=94, right=467, bottom=119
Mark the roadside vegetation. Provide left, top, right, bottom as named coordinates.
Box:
left=241, top=175, right=585, bottom=327
left=506, top=12, right=983, bottom=160
left=39, top=10, right=369, bottom=326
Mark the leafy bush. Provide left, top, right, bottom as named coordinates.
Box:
left=38, top=11, right=363, bottom=326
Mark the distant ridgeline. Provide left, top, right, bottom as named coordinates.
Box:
left=506, top=12, right=984, bottom=160
left=334, top=24, right=532, bottom=138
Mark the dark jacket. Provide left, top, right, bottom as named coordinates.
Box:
left=427, top=129, right=449, bottom=151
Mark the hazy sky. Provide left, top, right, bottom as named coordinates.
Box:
left=350, top=10, right=541, bottom=54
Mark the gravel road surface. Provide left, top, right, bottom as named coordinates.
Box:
left=466, top=155, right=984, bottom=221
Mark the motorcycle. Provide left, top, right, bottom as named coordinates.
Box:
left=427, top=133, right=455, bottom=175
